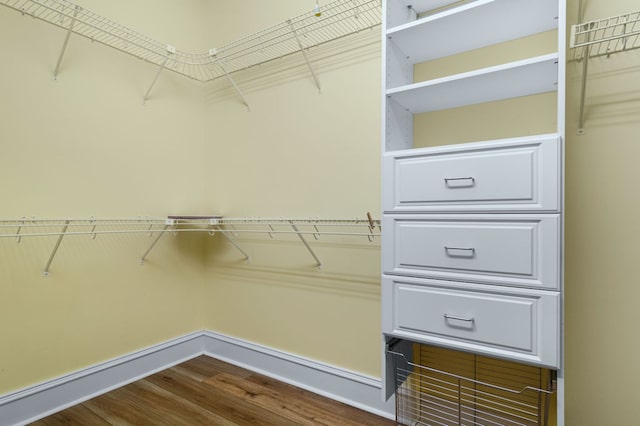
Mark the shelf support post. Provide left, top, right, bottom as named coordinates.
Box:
left=139, top=219, right=174, bottom=265
left=53, top=5, right=81, bottom=79
left=214, top=58, right=250, bottom=111
left=288, top=20, right=321, bottom=93
left=143, top=45, right=175, bottom=103
left=43, top=220, right=70, bottom=276
left=289, top=220, right=322, bottom=269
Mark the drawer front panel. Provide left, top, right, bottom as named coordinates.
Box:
left=382, top=276, right=560, bottom=367
left=382, top=215, right=560, bottom=289
left=382, top=135, right=560, bottom=212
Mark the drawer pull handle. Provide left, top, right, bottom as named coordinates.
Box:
left=444, top=314, right=475, bottom=323
left=444, top=246, right=475, bottom=257
left=444, top=176, right=475, bottom=187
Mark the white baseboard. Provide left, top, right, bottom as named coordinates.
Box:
left=0, top=332, right=205, bottom=426
left=0, top=331, right=394, bottom=425
left=202, top=330, right=395, bottom=419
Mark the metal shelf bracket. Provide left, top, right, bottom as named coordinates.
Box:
left=288, top=20, right=321, bottom=93
left=213, top=54, right=250, bottom=111
left=53, top=5, right=81, bottom=79
left=289, top=220, right=322, bottom=269
left=139, top=218, right=174, bottom=265
left=209, top=218, right=250, bottom=263
left=43, top=220, right=70, bottom=276
left=143, top=45, right=175, bottom=103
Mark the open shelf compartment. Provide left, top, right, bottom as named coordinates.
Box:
left=386, top=53, right=559, bottom=113
left=386, top=0, right=559, bottom=64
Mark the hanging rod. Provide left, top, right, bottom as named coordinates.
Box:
left=0, top=0, right=381, bottom=83
left=570, top=10, right=640, bottom=134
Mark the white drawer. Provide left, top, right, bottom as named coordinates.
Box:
left=382, top=214, right=560, bottom=289
left=382, top=134, right=561, bottom=213
left=382, top=276, right=560, bottom=368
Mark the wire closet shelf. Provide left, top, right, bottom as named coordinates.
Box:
left=389, top=351, right=555, bottom=426
left=0, top=216, right=381, bottom=275
left=570, top=10, right=640, bottom=60
left=569, top=9, right=640, bottom=134
left=0, top=0, right=382, bottom=82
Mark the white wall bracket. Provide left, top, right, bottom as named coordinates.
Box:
left=52, top=5, right=81, bottom=79
left=288, top=20, right=321, bottom=93
left=139, top=219, right=174, bottom=265
left=43, top=220, right=70, bottom=276
left=143, top=45, right=174, bottom=104
left=289, top=220, right=322, bottom=269
left=214, top=58, right=250, bottom=111
left=209, top=219, right=251, bottom=263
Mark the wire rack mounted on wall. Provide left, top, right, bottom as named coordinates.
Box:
left=0, top=0, right=382, bottom=103
left=569, top=9, right=640, bottom=134
left=570, top=10, right=640, bottom=60
left=0, top=215, right=381, bottom=275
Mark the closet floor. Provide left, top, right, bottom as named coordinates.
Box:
left=31, top=355, right=394, bottom=425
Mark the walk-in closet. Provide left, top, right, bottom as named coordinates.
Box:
left=1, top=0, right=639, bottom=425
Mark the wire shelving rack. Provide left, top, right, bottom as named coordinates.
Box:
left=0, top=0, right=381, bottom=102
left=569, top=9, right=640, bottom=134
left=0, top=216, right=381, bottom=275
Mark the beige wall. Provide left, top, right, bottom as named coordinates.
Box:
left=564, top=0, right=640, bottom=424
left=201, top=1, right=383, bottom=376
left=0, top=0, right=207, bottom=394
left=2, top=0, right=640, bottom=424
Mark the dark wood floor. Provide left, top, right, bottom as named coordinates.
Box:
left=31, top=356, right=395, bottom=425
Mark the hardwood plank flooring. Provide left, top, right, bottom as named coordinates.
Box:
left=31, top=356, right=395, bottom=425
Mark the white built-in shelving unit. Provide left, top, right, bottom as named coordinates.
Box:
left=381, top=0, right=566, bottom=424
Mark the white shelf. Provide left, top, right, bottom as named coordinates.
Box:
left=386, top=53, right=559, bottom=113
left=387, top=0, right=559, bottom=64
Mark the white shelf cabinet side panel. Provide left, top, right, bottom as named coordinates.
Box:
left=385, top=0, right=417, bottom=28
left=385, top=97, right=414, bottom=151
left=385, top=38, right=414, bottom=89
